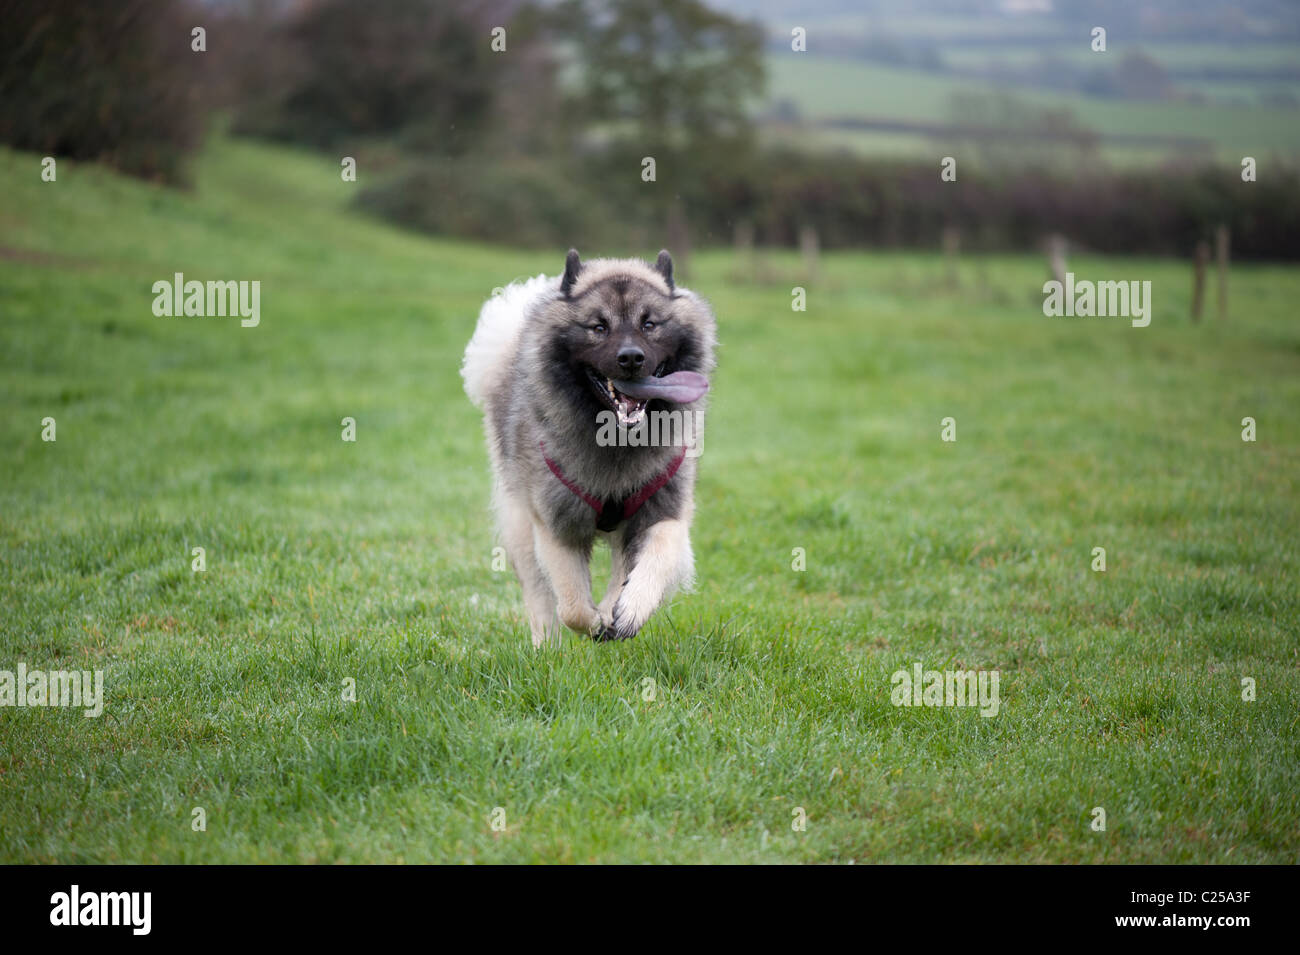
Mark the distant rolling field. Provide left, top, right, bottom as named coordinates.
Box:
left=763, top=52, right=1300, bottom=164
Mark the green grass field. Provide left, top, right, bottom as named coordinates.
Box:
left=940, top=42, right=1300, bottom=74
left=1, top=135, right=1298, bottom=863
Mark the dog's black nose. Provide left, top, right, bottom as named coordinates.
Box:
left=617, top=346, right=645, bottom=371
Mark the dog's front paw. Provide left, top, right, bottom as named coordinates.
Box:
left=589, top=610, right=619, bottom=642
left=589, top=607, right=638, bottom=642
left=605, top=602, right=642, bottom=642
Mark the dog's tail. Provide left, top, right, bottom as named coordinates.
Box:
left=461, top=273, right=555, bottom=409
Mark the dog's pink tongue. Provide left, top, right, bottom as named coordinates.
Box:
left=612, top=371, right=709, bottom=404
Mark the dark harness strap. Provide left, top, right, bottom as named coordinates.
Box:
left=540, top=441, right=686, bottom=531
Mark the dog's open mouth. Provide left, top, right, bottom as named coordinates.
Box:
left=588, top=369, right=648, bottom=427
left=586, top=365, right=710, bottom=428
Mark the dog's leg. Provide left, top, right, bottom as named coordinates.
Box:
left=607, top=519, right=694, bottom=640
left=499, top=493, right=559, bottom=647
left=532, top=521, right=600, bottom=636
left=597, top=530, right=627, bottom=620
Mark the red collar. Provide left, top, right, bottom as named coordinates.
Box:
left=540, top=441, right=686, bottom=531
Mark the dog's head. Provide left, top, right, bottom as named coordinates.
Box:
left=535, top=249, right=716, bottom=429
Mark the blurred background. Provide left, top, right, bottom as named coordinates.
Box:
left=4, top=0, right=1298, bottom=262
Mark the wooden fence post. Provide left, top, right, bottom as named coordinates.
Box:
left=734, top=220, right=754, bottom=280
left=1047, top=233, right=1068, bottom=287
left=799, top=225, right=820, bottom=285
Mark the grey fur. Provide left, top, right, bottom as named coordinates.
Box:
left=465, top=250, right=718, bottom=646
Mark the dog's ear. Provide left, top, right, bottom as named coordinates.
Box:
left=561, top=249, right=582, bottom=297
left=654, top=250, right=674, bottom=291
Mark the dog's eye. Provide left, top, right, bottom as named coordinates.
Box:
left=641, top=312, right=655, bottom=330
left=590, top=318, right=608, bottom=334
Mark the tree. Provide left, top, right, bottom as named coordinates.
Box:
left=0, top=0, right=208, bottom=184
left=557, top=0, right=766, bottom=153
left=234, top=0, right=510, bottom=153
left=553, top=0, right=766, bottom=248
